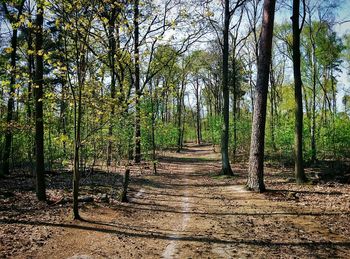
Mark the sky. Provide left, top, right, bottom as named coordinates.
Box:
left=332, top=1, right=350, bottom=110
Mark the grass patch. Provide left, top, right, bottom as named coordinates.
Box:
left=210, top=174, right=236, bottom=180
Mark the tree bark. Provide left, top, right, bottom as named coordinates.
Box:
left=34, top=2, right=46, bottom=201
left=149, top=81, right=157, bottom=174
left=177, top=78, right=185, bottom=152
left=71, top=13, right=88, bottom=221
left=107, top=7, right=117, bottom=167
left=133, top=0, right=141, bottom=164
left=121, top=168, right=130, bottom=202
left=269, top=62, right=276, bottom=151
left=232, top=58, right=237, bottom=158
left=195, top=78, right=201, bottom=145
left=292, top=0, right=307, bottom=183
left=247, top=0, right=276, bottom=192
left=311, top=42, right=317, bottom=163
left=60, top=80, right=67, bottom=157
left=72, top=61, right=84, bottom=220
left=221, top=0, right=233, bottom=176
left=306, top=9, right=317, bottom=163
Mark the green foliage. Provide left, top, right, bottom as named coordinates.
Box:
left=317, top=114, right=350, bottom=159
left=265, top=114, right=294, bottom=162
left=202, top=115, right=221, bottom=145
left=155, top=122, right=179, bottom=149
left=229, top=114, right=252, bottom=156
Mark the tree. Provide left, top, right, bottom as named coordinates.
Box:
left=221, top=0, right=233, bottom=175
left=268, top=52, right=285, bottom=152
left=188, top=50, right=210, bottom=146
left=247, top=0, right=276, bottom=192
left=204, top=0, right=248, bottom=175
left=343, top=95, right=350, bottom=115
left=1, top=0, right=25, bottom=176
left=57, top=0, right=96, bottom=219
left=244, top=0, right=263, bottom=114
left=133, top=0, right=141, bottom=164
left=176, top=57, right=190, bottom=152
left=302, top=0, right=341, bottom=163
left=100, top=1, right=121, bottom=167
left=344, top=34, right=350, bottom=75
left=228, top=14, right=249, bottom=159
left=34, top=0, right=46, bottom=200
left=291, top=0, right=307, bottom=183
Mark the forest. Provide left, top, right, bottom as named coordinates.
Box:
left=0, top=0, right=350, bottom=258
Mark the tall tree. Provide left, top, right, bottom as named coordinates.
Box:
left=1, top=0, right=25, bottom=176
left=244, top=0, right=263, bottom=114
left=221, top=0, right=234, bottom=176
left=302, top=0, right=341, bottom=163
left=59, top=0, right=95, bottom=219
left=188, top=50, right=208, bottom=146
left=194, top=77, right=202, bottom=145
left=292, top=0, right=307, bottom=183
left=100, top=1, right=120, bottom=167
left=133, top=0, right=141, bottom=163
left=34, top=0, right=46, bottom=200
left=215, top=0, right=247, bottom=175
left=24, top=0, right=35, bottom=174
left=176, top=59, right=188, bottom=152
left=247, top=0, right=276, bottom=192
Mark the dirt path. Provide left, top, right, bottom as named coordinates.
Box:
left=21, top=145, right=350, bottom=258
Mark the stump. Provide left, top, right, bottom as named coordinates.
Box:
left=121, top=168, right=130, bottom=202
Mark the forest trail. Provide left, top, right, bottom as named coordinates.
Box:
left=26, top=144, right=350, bottom=258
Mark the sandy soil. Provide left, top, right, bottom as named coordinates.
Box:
left=1, top=144, right=350, bottom=258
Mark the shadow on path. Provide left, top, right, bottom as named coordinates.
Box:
left=2, top=218, right=349, bottom=249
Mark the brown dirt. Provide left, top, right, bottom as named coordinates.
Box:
left=1, top=144, right=350, bottom=258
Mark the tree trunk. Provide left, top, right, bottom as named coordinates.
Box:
left=60, top=80, right=67, bottom=157
left=1, top=2, right=25, bottom=176
left=71, top=19, right=87, bottom=221
left=149, top=81, right=157, bottom=174
left=292, top=0, right=307, bottom=183
left=195, top=78, right=201, bottom=145
left=247, top=0, right=276, bottom=192
left=72, top=134, right=80, bottom=219
left=307, top=13, right=317, bottom=163
left=107, top=8, right=117, bottom=167
left=181, top=103, right=186, bottom=149
left=72, top=67, right=83, bottom=220
left=27, top=14, right=35, bottom=175
left=34, top=3, right=46, bottom=201
left=269, top=63, right=276, bottom=151
left=232, top=59, right=237, bottom=158
left=133, top=0, right=141, bottom=164
left=331, top=71, right=336, bottom=157
left=221, top=0, right=233, bottom=176
left=177, top=78, right=185, bottom=152
left=121, top=168, right=130, bottom=202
